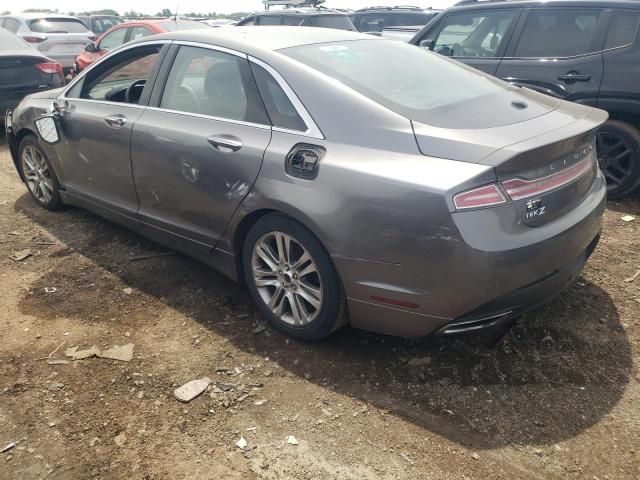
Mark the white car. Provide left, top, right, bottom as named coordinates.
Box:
left=0, top=14, right=95, bottom=74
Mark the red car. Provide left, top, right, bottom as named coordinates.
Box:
left=73, top=19, right=209, bottom=73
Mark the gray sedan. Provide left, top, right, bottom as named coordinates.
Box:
left=5, top=27, right=607, bottom=340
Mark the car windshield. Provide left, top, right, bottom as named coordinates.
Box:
left=282, top=39, right=527, bottom=128
left=309, top=15, right=356, bottom=30
left=92, top=17, right=122, bottom=34
left=160, top=20, right=211, bottom=31
left=29, top=18, right=90, bottom=33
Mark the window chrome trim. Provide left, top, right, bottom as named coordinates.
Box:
left=60, top=40, right=173, bottom=99
left=248, top=55, right=324, bottom=140
left=172, top=40, right=249, bottom=59
left=145, top=106, right=272, bottom=130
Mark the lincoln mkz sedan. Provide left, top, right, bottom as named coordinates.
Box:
left=5, top=27, right=607, bottom=340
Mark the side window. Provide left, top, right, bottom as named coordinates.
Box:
left=358, top=14, right=387, bottom=32
left=130, top=26, right=152, bottom=40
left=160, top=46, right=269, bottom=125
left=259, top=16, right=282, bottom=26
left=74, top=46, right=160, bottom=103
left=282, top=16, right=304, bottom=26
left=604, top=10, right=640, bottom=50
left=99, top=28, right=127, bottom=51
left=4, top=18, right=20, bottom=33
left=433, top=10, right=518, bottom=58
left=238, top=17, right=256, bottom=26
left=251, top=63, right=307, bottom=132
left=514, top=8, right=603, bottom=58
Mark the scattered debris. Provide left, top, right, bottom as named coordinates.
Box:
left=252, top=324, right=268, bottom=335
left=286, top=436, right=299, bottom=446
left=400, top=452, right=414, bottom=465
left=46, top=359, right=70, bottom=366
left=122, top=287, right=133, bottom=295
left=9, top=249, right=32, bottom=262
left=407, top=356, right=431, bottom=366
left=621, top=215, right=635, bottom=222
left=174, top=378, right=212, bottom=403
left=0, top=443, right=16, bottom=454
left=624, top=269, right=640, bottom=283
left=471, top=452, right=481, bottom=460
left=65, top=345, right=100, bottom=360
left=99, top=343, right=134, bottom=362
left=235, top=437, right=248, bottom=450
left=253, top=398, right=268, bottom=406
left=47, top=382, right=64, bottom=392
left=216, top=383, right=237, bottom=392
left=129, top=251, right=175, bottom=262
left=44, top=287, right=57, bottom=294
left=114, top=433, right=127, bottom=447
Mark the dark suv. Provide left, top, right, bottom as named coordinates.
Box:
left=351, top=5, right=440, bottom=33
left=411, top=0, right=640, bottom=198
left=236, top=8, right=356, bottom=30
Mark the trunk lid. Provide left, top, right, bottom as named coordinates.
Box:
left=0, top=54, right=53, bottom=94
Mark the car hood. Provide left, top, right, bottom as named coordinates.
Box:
left=412, top=90, right=607, bottom=165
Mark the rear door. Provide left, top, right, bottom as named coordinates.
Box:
left=131, top=44, right=272, bottom=253
left=496, top=7, right=606, bottom=105
left=415, top=8, right=521, bottom=75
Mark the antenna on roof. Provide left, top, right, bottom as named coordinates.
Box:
left=173, top=2, right=179, bottom=20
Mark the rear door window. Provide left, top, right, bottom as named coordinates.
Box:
left=259, top=16, right=282, bottom=26
left=433, top=10, right=519, bottom=58
left=604, top=10, right=640, bottom=50
left=29, top=18, right=90, bottom=33
left=309, top=15, right=355, bottom=30
left=357, top=14, right=388, bottom=32
left=514, top=8, right=604, bottom=58
left=99, top=27, right=128, bottom=51
left=160, top=46, right=269, bottom=125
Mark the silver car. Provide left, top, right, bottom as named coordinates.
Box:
left=5, top=27, right=607, bottom=340
left=0, top=14, right=95, bottom=73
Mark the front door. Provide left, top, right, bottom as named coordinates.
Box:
left=56, top=44, right=164, bottom=217
left=417, top=8, right=521, bottom=75
left=495, top=7, right=606, bottom=104
left=131, top=45, right=273, bottom=252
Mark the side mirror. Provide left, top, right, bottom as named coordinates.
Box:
left=85, top=42, right=97, bottom=53
left=34, top=115, right=60, bottom=144
left=420, top=39, right=435, bottom=50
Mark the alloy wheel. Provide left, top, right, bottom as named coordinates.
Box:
left=596, top=131, right=634, bottom=191
left=21, top=145, right=54, bottom=204
left=251, top=231, right=323, bottom=326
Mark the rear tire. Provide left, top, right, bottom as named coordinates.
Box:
left=18, top=135, right=63, bottom=210
left=242, top=213, right=347, bottom=341
left=596, top=120, right=640, bottom=199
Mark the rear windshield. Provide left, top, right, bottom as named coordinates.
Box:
left=282, top=39, right=518, bottom=127
left=29, top=18, right=90, bottom=33
left=309, top=15, right=356, bottom=30
left=160, top=21, right=210, bottom=31
left=92, top=17, right=123, bottom=34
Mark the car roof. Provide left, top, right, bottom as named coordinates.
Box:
left=251, top=8, right=348, bottom=16
left=353, top=6, right=437, bottom=13
left=447, top=0, right=640, bottom=10
left=8, top=13, right=83, bottom=20
left=139, top=25, right=373, bottom=53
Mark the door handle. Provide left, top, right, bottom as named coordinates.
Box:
left=207, top=135, right=243, bottom=153
left=104, top=115, right=127, bottom=128
left=558, top=73, right=591, bottom=83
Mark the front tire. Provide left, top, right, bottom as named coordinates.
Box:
left=18, top=135, right=63, bottom=210
left=242, top=214, right=347, bottom=341
left=596, top=120, right=640, bottom=199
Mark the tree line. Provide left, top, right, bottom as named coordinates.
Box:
left=7, top=8, right=251, bottom=19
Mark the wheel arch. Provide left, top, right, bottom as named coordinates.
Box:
left=9, top=127, right=37, bottom=181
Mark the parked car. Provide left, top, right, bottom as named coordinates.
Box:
left=411, top=0, right=640, bottom=198
left=0, top=14, right=95, bottom=75
left=236, top=7, right=356, bottom=30
left=351, top=5, right=440, bottom=34
left=76, top=15, right=123, bottom=35
left=0, top=28, right=65, bottom=121
left=200, top=19, right=237, bottom=27
left=73, top=19, right=210, bottom=73
left=6, top=28, right=606, bottom=340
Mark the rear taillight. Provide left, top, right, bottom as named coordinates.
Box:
left=501, top=153, right=594, bottom=201
left=22, top=36, right=46, bottom=43
left=453, top=184, right=507, bottom=210
left=35, top=62, right=63, bottom=74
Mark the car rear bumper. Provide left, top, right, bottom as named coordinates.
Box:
left=337, top=171, right=607, bottom=337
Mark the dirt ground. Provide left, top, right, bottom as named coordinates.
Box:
left=0, top=142, right=639, bottom=480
